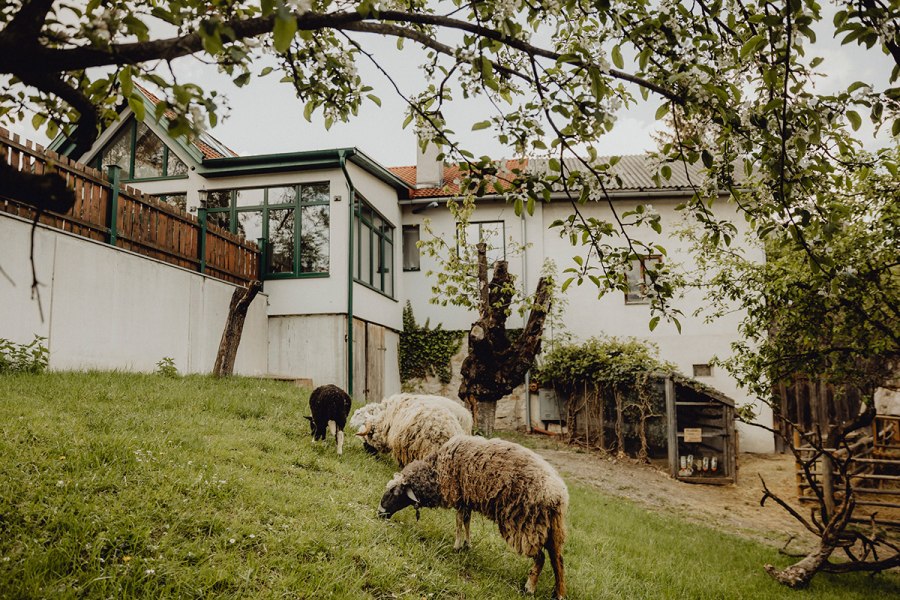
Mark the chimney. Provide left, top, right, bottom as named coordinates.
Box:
left=415, top=139, right=443, bottom=189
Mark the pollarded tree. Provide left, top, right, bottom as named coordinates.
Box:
left=419, top=195, right=556, bottom=435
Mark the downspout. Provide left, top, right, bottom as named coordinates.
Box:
left=339, top=150, right=356, bottom=398
left=522, top=211, right=532, bottom=432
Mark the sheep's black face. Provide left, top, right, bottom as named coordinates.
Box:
left=378, top=475, right=417, bottom=519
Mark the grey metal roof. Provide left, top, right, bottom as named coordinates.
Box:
left=526, top=155, right=711, bottom=192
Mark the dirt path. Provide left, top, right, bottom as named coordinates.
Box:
left=523, top=436, right=815, bottom=549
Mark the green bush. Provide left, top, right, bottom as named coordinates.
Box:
left=535, top=336, right=673, bottom=391
left=0, top=335, right=49, bottom=374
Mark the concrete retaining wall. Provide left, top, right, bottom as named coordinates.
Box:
left=0, top=213, right=268, bottom=375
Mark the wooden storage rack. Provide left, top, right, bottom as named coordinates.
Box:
left=665, top=374, right=737, bottom=485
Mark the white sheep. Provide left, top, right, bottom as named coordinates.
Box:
left=354, top=394, right=471, bottom=466
left=378, top=435, right=569, bottom=599
left=350, top=393, right=472, bottom=433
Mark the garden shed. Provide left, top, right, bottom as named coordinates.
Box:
left=541, top=370, right=737, bottom=485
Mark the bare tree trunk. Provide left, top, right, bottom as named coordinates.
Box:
left=459, top=243, right=552, bottom=436
left=213, top=280, right=262, bottom=377
left=477, top=400, right=498, bottom=436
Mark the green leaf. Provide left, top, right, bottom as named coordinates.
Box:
left=611, top=45, right=624, bottom=70
left=846, top=110, right=861, bottom=131
left=649, top=316, right=660, bottom=332
left=118, top=68, right=134, bottom=98
left=471, top=120, right=491, bottom=131
left=892, top=118, right=900, bottom=138
left=273, top=14, right=298, bottom=53
left=128, top=95, right=145, bottom=121
left=366, top=94, right=382, bottom=107
left=31, top=113, right=46, bottom=129
left=655, top=103, right=669, bottom=120
left=740, top=35, right=766, bottom=59
left=660, top=165, right=672, bottom=180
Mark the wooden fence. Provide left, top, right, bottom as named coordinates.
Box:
left=0, top=128, right=259, bottom=285
left=794, top=416, right=900, bottom=529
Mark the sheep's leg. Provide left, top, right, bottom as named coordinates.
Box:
left=336, top=430, right=344, bottom=455
left=453, top=508, right=472, bottom=550
left=546, top=523, right=566, bottom=600
left=524, top=550, right=545, bottom=595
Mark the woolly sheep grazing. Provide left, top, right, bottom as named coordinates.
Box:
left=305, top=384, right=352, bottom=455
left=354, top=394, right=471, bottom=466
left=349, top=393, right=472, bottom=433
left=378, top=435, right=569, bottom=599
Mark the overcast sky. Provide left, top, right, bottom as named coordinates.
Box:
left=7, top=5, right=895, bottom=168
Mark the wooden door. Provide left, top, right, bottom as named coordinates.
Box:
left=366, top=323, right=386, bottom=403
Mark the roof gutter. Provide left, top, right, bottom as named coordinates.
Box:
left=339, top=149, right=356, bottom=399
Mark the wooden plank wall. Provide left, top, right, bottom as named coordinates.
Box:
left=0, top=128, right=258, bottom=285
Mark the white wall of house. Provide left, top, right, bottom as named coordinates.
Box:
left=0, top=213, right=268, bottom=375
left=400, top=194, right=774, bottom=453
left=400, top=200, right=530, bottom=331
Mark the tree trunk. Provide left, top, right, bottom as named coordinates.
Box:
left=458, top=242, right=553, bottom=436
left=213, top=280, right=262, bottom=377
left=477, top=400, right=498, bottom=436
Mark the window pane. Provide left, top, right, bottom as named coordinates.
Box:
left=300, top=205, right=329, bottom=273
left=101, top=124, right=132, bottom=174
left=236, top=210, right=264, bottom=241
left=167, top=152, right=188, bottom=176
left=203, top=190, right=231, bottom=210
left=625, top=257, right=658, bottom=304
left=383, top=240, right=394, bottom=296
left=235, top=188, right=265, bottom=208
left=207, top=211, right=230, bottom=231
left=480, top=221, right=505, bottom=264
left=360, top=222, right=372, bottom=285
left=300, top=183, right=329, bottom=204
left=402, top=225, right=420, bottom=271
left=269, top=208, right=295, bottom=274
left=133, top=123, right=165, bottom=179
left=154, top=193, right=187, bottom=212
left=268, top=186, right=297, bottom=206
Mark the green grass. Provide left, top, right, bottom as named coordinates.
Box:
left=0, top=372, right=896, bottom=599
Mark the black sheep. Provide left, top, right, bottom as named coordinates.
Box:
left=305, top=384, right=352, bottom=455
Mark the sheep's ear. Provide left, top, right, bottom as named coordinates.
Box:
left=355, top=424, right=370, bottom=437
left=406, top=488, right=419, bottom=504
left=303, top=416, right=313, bottom=422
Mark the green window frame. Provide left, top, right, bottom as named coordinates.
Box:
left=202, top=183, right=330, bottom=279
left=354, top=196, right=395, bottom=298
left=93, top=118, right=189, bottom=182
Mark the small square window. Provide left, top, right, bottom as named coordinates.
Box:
left=693, top=364, right=713, bottom=377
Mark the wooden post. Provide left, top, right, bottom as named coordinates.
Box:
left=665, top=376, right=678, bottom=478
left=213, top=280, right=262, bottom=377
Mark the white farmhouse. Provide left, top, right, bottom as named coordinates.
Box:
left=6, top=87, right=773, bottom=453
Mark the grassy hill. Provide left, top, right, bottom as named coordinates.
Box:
left=0, top=372, right=896, bottom=599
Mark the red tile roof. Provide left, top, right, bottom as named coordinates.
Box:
left=134, top=84, right=239, bottom=160
left=388, top=159, right=529, bottom=198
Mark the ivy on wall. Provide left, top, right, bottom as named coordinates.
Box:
left=399, top=302, right=464, bottom=384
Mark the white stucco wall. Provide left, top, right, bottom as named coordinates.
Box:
left=400, top=194, right=775, bottom=453
left=267, top=314, right=348, bottom=386
left=0, top=213, right=268, bottom=375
